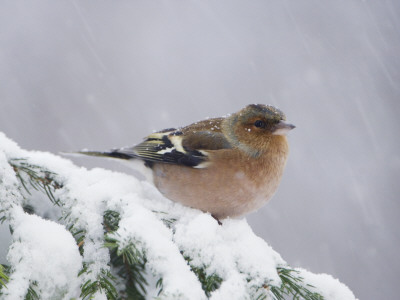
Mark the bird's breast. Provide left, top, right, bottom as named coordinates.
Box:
left=152, top=137, right=289, bottom=218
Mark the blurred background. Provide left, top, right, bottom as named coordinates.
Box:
left=1, top=1, right=399, bottom=299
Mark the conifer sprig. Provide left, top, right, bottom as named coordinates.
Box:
left=25, top=281, right=40, bottom=300
left=9, top=158, right=63, bottom=206
left=183, top=256, right=222, bottom=298
left=104, top=211, right=148, bottom=299
left=270, top=267, right=324, bottom=300
left=79, top=267, right=118, bottom=300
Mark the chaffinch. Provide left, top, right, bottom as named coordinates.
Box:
left=80, top=104, right=295, bottom=219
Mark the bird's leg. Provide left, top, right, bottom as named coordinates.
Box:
left=212, top=214, right=223, bottom=226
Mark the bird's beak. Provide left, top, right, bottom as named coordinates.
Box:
left=272, top=120, right=296, bottom=136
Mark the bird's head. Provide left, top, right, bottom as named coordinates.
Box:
left=223, top=104, right=295, bottom=157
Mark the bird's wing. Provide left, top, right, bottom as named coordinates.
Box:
left=116, top=126, right=232, bottom=168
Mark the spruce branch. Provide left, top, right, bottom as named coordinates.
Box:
left=9, top=158, right=63, bottom=206
left=182, top=256, right=222, bottom=298
left=1, top=155, right=331, bottom=300
left=270, top=267, right=324, bottom=300
left=191, top=265, right=222, bottom=298
left=107, top=239, right=147, bottom=300
left=24, top=281, right=40, bottom=300
left=79, top=265, right=118, bottom=300
left=5, top=159, right=121, bottom=300
left=104, top=211, right=148, bottom=300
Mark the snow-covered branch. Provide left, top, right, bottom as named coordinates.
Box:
left=0, top=132, right=356, bottom=300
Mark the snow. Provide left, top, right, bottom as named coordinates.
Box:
left=4, top=209, right=82, bottom=300
left=112, top=204, right=205, bottom=299
left=174, top=215, right=283, bottom=288
left=0, top=132, right=357, bottom=299
left=296, top=268, right=357, bottom=300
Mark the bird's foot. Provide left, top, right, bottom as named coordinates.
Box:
left=211, top=214, right=222, bottom=226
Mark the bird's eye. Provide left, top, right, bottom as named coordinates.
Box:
left=254, top=120, right=265, bottom=128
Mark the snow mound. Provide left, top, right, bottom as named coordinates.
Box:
left=5, top=211, right=82, bottom=299
left=0, top=132, right=357, bottom=299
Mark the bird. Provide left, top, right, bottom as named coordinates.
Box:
left=78, top=104, right=295, bottom=220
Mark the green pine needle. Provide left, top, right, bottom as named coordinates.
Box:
left=25, top=281, right=40, bottom=300
left=270, top=267, right=324, bottom=300
left=156, top=277, right=164, bottom=296
left=0, top=265, right=9, bottom=290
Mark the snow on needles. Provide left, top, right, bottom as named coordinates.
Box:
left=0, top=132, right=357, bottom=300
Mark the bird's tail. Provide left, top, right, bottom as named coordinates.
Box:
left=74, top=150, right=135, bottom=160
